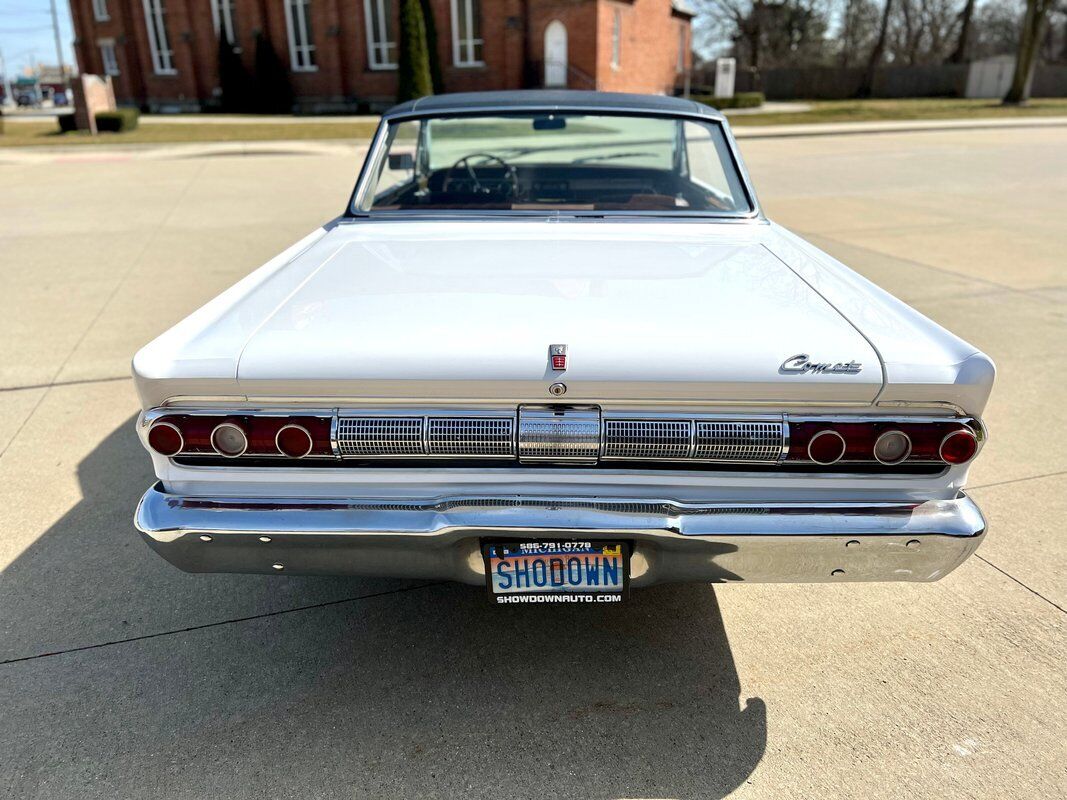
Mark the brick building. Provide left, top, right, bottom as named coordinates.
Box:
left=69, top=0, right=694, bottom=112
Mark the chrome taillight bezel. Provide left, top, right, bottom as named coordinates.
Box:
left=806, top=429, right=846, bottom=465
left=210, top=422, right=249, bottom=458
left=147, top=420, right=184, bottom=457
left=873, top=429, right=913, bottom=466
left=939, top=428, right=979, bottom=465
left=275, top=423, right=314, bottom=459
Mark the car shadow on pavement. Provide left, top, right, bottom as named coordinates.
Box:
left=1, top=417, right=767, bottom=800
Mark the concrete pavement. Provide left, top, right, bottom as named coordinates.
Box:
left=0, top=127, right=1064, bottom=799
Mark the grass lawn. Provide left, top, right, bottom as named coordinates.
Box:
left=727, top=97, right=1067, bottom=126
left=0, top=119, right=380, bottom=147
left=3, top=98, right=1067, bottom=146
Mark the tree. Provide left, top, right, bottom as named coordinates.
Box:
left=838, top=0, right=881, bottom=68
left=252, top=32, right=293, bottom=114
left=858, top=0, right=893, bottom=96
left=397, top=0, right=434, bottom=102
left=695, top=0, right=834, bottom=82
left=1004, top=0, right=1056, bottom=103
left=946, top=0, right=977, bottom=63
left=217, top=36, right=252, bottom=113
left=418, top=0, right=443, bottom=92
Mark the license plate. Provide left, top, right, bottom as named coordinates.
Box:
left=482, top=541, right=628, bottom=605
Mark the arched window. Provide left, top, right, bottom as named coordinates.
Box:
left=544, top=21, right=567, bottom=87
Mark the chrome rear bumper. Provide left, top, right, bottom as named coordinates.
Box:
left=135, top=484, right=986, bottom=585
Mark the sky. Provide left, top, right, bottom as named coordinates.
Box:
left=0, top=0, right=75, bottom=76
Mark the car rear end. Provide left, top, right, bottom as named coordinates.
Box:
left=134, top=394, right=989, bottom=596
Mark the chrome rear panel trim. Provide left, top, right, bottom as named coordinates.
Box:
left=517, top=406, right=601, bottom=463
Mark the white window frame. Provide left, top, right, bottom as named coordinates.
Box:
left=285, top=0, right=317, bottom=72
left=676, top=23, right=686, bottom=73
left=211, top=0, right=237, bottom=45
left=364, top=0, right=396, bottom=70
left=99, top=38, right=120, bottom=75
left=450, top=0, right=483, bottom=67
left=611, top=9, right=621, bottom=69
left=93, top=0, right=110, bottom=22
left=142, top=0, right=176, bottom=75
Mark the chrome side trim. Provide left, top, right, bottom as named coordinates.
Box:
left=877, top=399, right=969, bottom=415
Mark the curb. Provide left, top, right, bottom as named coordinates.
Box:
left=731, top=116, right=1067, bottom=139
left=0, top=139, right=366, bottom=165
left=3, top=115, right=1065, bottom=164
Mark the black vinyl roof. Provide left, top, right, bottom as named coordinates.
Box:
left=383, top=90, right=724, bottom=120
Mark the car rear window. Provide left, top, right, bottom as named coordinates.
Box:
left=356, top=112, right=753, bottom=216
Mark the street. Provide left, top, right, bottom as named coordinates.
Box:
left=1, top=126, right=1064, bottom=798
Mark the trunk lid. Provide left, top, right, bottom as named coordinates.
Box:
left=235, top=222, right=882, bottom=404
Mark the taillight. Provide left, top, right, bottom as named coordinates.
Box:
left=276, top=424, right=313, bottom=458
left=807, top=430, right=845, bottom=465
left=940, top=429, right=978, bottom=464
left=211, top=422, right=248, bottom=458
left=786, top=419, right=980, bottom=467
left=147, top=421, right=183, bottom=456
left=873, top=430, right=911, bottom=465
left=145, top=414, right=333, bottom=459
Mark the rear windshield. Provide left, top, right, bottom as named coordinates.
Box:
left=356, top=112, right=753, bottom=215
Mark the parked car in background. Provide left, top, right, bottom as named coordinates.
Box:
left=133, top=91, right=993, bottom=605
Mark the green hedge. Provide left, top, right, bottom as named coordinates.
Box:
left=95, top=107, right=140, bottom=133
left=57, top=112, right=78, bottom=133
left=692, top=92, right=765, bottom=110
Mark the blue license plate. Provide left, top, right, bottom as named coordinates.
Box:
left=482, top=541, right=628, bottom=604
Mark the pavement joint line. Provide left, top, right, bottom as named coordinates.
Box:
left=800, top=230, right=1054, bottom=302
left=0, top=375, right=132, bottom=394
left=968, top=470, right=1067, bottom=492
left=0, top=163, right=205, bottom=464
left=0, top=581, right=447, bottom=667
left=46, top=160, right=208, bottom=385
left=974, top=555, right=1066, bottom=615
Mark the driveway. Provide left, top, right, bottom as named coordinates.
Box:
left=0, top=127, right=1064, bottom=799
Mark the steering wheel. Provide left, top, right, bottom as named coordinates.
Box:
left=442, top=153, right=520, bottom=198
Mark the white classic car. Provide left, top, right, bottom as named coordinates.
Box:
left=134, top=91, right=993, bottom=603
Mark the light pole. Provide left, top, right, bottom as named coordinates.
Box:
left=0, top=47, right=14, bottom=107
left=49, top=0, right=70, bottom=97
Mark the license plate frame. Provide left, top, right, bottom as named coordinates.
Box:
left=481, top=540, right=629, bottom=605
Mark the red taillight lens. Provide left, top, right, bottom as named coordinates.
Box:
left=807, top=430, right=846, bottom=464
left=147, top=414, right=333, bottom=458
left=147, top=421, right=183, bottom=456
left=786, top=420, right=979, bottom=466
left=940, top=429, right=978, bottom=464
left=276, top=424, right=313, bottom=458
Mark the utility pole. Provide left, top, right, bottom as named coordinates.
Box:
left=49, top=0, right=69, bottom=91
left=0, top=47, right=14, bottom=107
